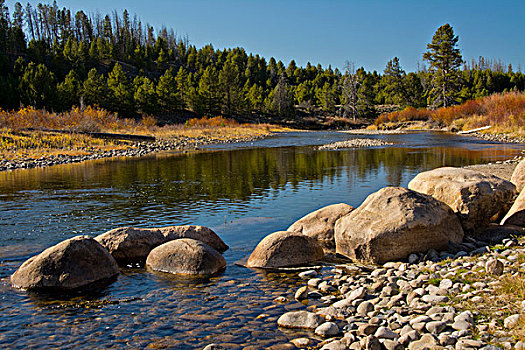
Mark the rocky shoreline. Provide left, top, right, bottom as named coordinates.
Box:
left=225, top=158, right=525, bottom=350
left=0, top=134, right=265, bottom=172
left=270, top=233, right=525, bottom=350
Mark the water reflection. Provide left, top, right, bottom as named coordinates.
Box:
left=0, top=131, right=522, bottom=349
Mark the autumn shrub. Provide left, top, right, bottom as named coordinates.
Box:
left=0, top=106, right=160, bottom=134
left=375, top=107, right=433, bottom=125
left=184, top=116, right=239, bottom=128
left=375, top=92, right=525, bottom=133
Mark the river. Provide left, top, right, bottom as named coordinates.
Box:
left=0, top=131, right=522, bottom=349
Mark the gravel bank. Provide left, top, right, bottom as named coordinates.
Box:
left=271, top=234, right=525, bottom=350
left=465, top=156, right=522, bottom=181
left=317, top=138, right=394, bottom=150
left=0, top=134, right=266, bottom=172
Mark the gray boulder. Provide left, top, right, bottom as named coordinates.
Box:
left=146, top=238, right=226, bottom=276
left=246, top=231, right=324, bottom=268
left=95, top=227, right=165, bottom=263
left=288, top=203, right=354, bottom=253
left=95, top=225, right=228, bottom=264
left=501, top=187, right=525, bottom=226
left=11, top=236, right=119, bottom=291
left=511, top=158, right=525, bottom=192
left=158, top=225, right=228, bottom=252
left=335, top=187, right=463, bottom=264
left=408, top=167, right=517, bottom=233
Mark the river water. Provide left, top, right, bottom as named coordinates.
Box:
left=0, top=131, right=522, bottom=349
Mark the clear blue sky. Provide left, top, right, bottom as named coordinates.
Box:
left=5, top=0, right=525, bottom=73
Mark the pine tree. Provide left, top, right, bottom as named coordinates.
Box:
left=133, top=75, right=157, bottom=115
left=219, top=61, right=241, bottom=115
left=197, top=66, right=220, bottom=115
left=156, top=67, right=180, bottom=112
left=423, top=24, right=463, bottom=107
left=19, top=62, right=56, bottom=108
left=107, top=63, right=133, bottom=115
left=381, top=57, right=407, bottom=106
left=82, top=68, right=109, bottom=108
left=57, top=69, right=81, bottom=110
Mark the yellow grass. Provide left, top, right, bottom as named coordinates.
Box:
left=0, top=108, right=289, bottom=161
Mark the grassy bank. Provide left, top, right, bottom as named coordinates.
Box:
left=0, top=107, right=284, bottom=162
left=372, top=92, right=525, bottom=137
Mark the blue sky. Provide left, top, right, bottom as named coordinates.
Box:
left=5, top=0, right=525, bottom=73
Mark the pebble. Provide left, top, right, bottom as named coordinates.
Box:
left=315, top=322, right=340, bottom=337
left=503, top=314, right=520, bottom=329
left=294, top=286, right=308, bottom=301
left=374, top=326, right=398, bottom=339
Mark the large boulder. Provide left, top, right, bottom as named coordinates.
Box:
left=158, top=225, right=229, bottom=253
left=287, top=203, right=354, bottom=253
left=511, top=158, right=525, bottom=193
left=11, top=236, right=119, bottom=291
left=95, top=225, right=228, bottom=264
left=501, top=187, right=525, bottom=226
left=408, top=167, right=517, bottom=233
left=334, top=187, right=463, bottom=264
left=146, top=238, right=226, bottom=276
left=246, top=231, right=324, bottom=268
left=95, top=227, right=166, bottom=264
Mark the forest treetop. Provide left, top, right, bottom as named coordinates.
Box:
left=0, top=1, right=524, bottom=122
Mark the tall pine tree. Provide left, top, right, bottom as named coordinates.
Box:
left=423, top=24, right=463, bottom=107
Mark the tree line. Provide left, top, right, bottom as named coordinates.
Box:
left=1, top=1, right=524, bottom=122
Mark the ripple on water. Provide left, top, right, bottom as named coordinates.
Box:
left=0, top=131, right=522, bottom=348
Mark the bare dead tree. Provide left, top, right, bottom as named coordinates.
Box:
left=342, top=60, right=359, bottom=121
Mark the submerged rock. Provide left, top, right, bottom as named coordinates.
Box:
left=246, top=231, right=324, bottom=268
left=11, top=235, right=119, bottom=291
left=335, top=187, right=463, bottom=264
left=408, top=167, right=517, bottom=233
left=287, top=203, right=354, bottom=253
left=146, top=238, right=226, bottom=276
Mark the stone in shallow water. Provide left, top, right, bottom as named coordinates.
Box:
left=146, top=238, right=226, bottom=276
left=315, top=321, right=340, bottom=337
left=277, top=311, right=323, bottom=330
left=247, top=231, right=324, bottom=268
left=11, top=235, right=119, bottom=291
left=295, top=286, right=308, bottom=301
left=288, top=203, right=354, bottom=253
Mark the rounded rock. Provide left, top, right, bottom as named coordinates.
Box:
left=146, top=238, right=226, bottom=276
left=277, top=311, right=323, bottom=330
left=246, top=231, right=324, bottom=268
left=288, top=203, right=354, bottom=253
left=11, top=235, right=119, bottom=291
left=335, top=187, right=463, bottom=264
left=314, top=321, right=340, bottom=337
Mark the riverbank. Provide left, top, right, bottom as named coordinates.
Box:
left=0, top=132, right=270, bottom=172
left=259, top=159, right=525, bottom=350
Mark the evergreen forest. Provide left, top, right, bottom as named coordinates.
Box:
left=1, top=1, right=524, bottom=124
